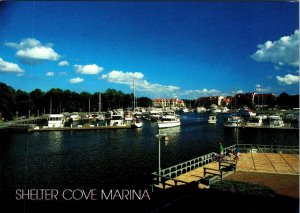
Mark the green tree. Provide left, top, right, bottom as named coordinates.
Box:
left=0, top=82, right=16, bottom=119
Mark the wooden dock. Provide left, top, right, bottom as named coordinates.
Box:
left=29, top=125, right=132, bottom=132
left=154, top=152, right=299, bottom=190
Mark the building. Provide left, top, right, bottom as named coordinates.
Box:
left=152, top=98, right=185, bottom=108
left=196, top=96, right=225, bottom=107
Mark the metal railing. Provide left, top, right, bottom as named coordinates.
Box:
left=152, top=145, right=236, bottom=179
left=152, top=143, right=299, bottom=188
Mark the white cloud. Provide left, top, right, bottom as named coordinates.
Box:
left=69, top=77, right=84, bottom=84
left=0, top=58, right=24, bottom=73
left=183, top=88, right=221, bottom=96
left=74, top=64, right=103, bottom=75
left=5, top=38, right=60, bottom=64
left=101, top=70, right=144, bottom=85
left=101, top=70, right=180, bottom=96
left=276, top=74, right=299, bottom=85
left=255, top=85, right=271, bottom=93
left=251, top=29, right=299, bottom=67
left=58, top=60, right=69, bottom=66
left=46, top=72, right=54, bottom=76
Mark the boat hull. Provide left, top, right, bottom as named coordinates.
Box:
left=132, top=122, right=143, bottom=128
left=158, top=121, right=180, bottom=128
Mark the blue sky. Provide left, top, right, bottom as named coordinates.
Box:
left=0, top=1, right=298, bottom=99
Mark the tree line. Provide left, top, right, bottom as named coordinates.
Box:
left=0, top=82, right=298, bottom=120
left=0, top=82, right=152, bottom=120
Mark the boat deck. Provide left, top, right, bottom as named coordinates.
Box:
left=155, top=152, right=299, bottom=189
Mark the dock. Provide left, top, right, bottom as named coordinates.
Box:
left=0, top=123, right=132, bottom=133
left=152, top=144, right=299, bottom=190
left=30, top=125, right=132, bottom=132
left=224, top=125, right=298, bottom=131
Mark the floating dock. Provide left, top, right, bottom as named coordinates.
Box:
left=30, top=125, right=132, bottom=132
left=0, top=124, right=132, bottom=133
left=224, top=125, right=298, bottom=131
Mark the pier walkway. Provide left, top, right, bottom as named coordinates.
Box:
left=152, top=144, right=299, bottom=190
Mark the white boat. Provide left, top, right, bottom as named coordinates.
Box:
left=157, top=112, right=180, bottom=128
left=208, top=114, right=217, bottom=124
left=220, top=107, right=230, bottom=113
left=48, top=114, right=65, bottom=128
left=195, top=106, right=206, bottom=113
left=131, top=118, right=143, bottom=128
left=224, top=115, right=242, bottom=127
left=238, top=108, right=256, bottom=117
left=108, top=109, right=125, bottom=126
left=70, top=112, right=81, bottom=121
left=110, top=114, right=125, bottom=126
left=268, top=115, right=285, bottom=128
left=209, top=104, right=221, bottom=113
left=149, top=109, right=163, bottom=121
left=179, top=108, right=189, bottom=113
left=244, top=116, right=263, bottom=127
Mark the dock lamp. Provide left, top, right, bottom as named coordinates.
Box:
left=155, top=130, right=167, bottom=182
left=236, top=122, right=239, bottom=146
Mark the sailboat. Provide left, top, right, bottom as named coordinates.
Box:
left=131, top=79, right=143, bottom=128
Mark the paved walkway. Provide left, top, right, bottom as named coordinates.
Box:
left=156, top=153, right=299, bottom=189
left=237, top=152, right=299, bottom=174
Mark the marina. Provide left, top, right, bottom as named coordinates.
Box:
left=1, top=112, right=298, bottom=187
left=0, top=1, right=298, bottom=212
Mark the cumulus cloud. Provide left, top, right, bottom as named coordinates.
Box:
left=46, top=72, right=54, bottom=76
left=58, top=60, right=69, bottom=66
left=0, top=58, right=24, bottom=73
left=178, top=89, right=221, bottom=98
left=255, top=84, right=271, bottom=93
left=101, top=70, right=144, bottom=85
left=74, top=64, right=103, bottom=75
left=251, top=29, right=299, bottom=67
left=101, top=70, right=180, bottom=96
left=276, top=74, right=299, bottom=85
left=69, top=77, right=84, bottom=84
left=138, top=80, right=180, bottom=93
left=5, top=38, right=60, bottom=64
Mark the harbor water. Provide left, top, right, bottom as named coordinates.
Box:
left=1, top=112, right=298, bottom=191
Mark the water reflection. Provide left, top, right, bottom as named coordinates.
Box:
left=1, top=112, right=298, bottom=189
left=47, top=131, right=63, bottom=153
left=159, top=126, right=181, bottom=145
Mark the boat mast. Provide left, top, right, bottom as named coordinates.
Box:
left=98, top=92, right=101, bottom=113
left=233, top=84, right=236, bottom=111
left=133, top=79, right=136, bottom=112
left=88, top=98, right=90, bottom=115
left=261, top=84, right=263, bottom=112
left=50, top=98, right=52, bottom=115
left=59, top=101, right=62, bottom=114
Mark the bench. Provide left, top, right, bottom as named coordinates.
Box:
left=219, top=160, right=237, bottom=172
left=201, top=167, right=224, bottom=186
left=152, top=174, right=188, bottom=189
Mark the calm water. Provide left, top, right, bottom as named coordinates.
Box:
left=1, top=112, right=298, bottom=190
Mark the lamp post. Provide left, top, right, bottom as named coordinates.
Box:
left=236, top=122, right=239, bottom=146
left=156, top=130, right=162, bottom=182
left=156, top=130, right=167, bottom=182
